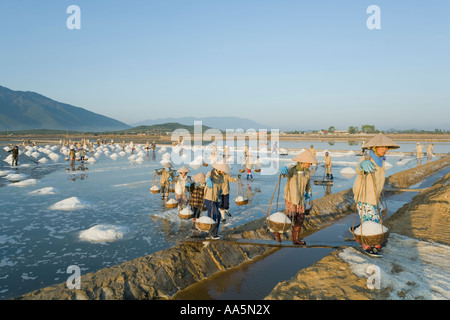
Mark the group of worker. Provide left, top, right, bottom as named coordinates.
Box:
left=154, top=161, right=240, bottom=239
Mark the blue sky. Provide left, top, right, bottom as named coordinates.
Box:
left=0, top=1, right=449, bottom=130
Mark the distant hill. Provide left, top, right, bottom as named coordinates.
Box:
left=105, top=122, right=213, bottom=134
left=0, top=85, right=130, bottom=132
left=131, top=116, right=271, bottom=131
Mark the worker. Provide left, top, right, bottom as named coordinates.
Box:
left=426, top=143, right=434, bottom=161
left=154, top=162, right=175, bottom=200
left=324, top=151, right=333, bottom=180
left=353, top=133, right=399, bottom=254
left=414, top=142, right=424, bottom=165
left=204, top=162, right=227, bottom=239
left=278, top=149, right=318, bottom=245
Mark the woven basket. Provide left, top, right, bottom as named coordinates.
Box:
left=166, top=201, right=178, bottom=209
left=150, top=188, right=160, bottom=194
left=203, top=163, right=209, bottom=167
left=235, top=199, right=248, bottom=206
left=351, top=227, right=390, bottom=248
left=179, top=211, right=194, bottom=220
left=267, top=219, right=292, bottom=233
left=254, top=169, right=261, bottom=172
left=195, top=221, right=216, bottom=232
left=238, top=169, right=245, bottom=173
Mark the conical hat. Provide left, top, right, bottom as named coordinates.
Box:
left=192, top=172, right=206, bottom=183
left=177, top=165, right=190, bottom=173
left=212, top=161, right=230, bottom=173
left=292, top=149, right=318, bottom=164
left=362, top=133, right=400, bottom=150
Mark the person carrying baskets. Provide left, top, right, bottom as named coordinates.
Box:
left=279, top=149, right=318, bottom=245
left=189, top=173, right=207, bottom=221
left=352, top=133, right=399, bottom=253
left=204, top=161, right=227, bottom=239
left=173, top=166, right=192, bottom=211
left=154, top=162, right=175, bottom=200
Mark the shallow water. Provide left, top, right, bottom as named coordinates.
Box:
left=0, top=141, right=448, bottom=299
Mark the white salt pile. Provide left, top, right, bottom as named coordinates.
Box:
left=49, top=197, right=88, bottom=211
left=197, top=216, right=216, bottom=224
left=180, top=207, right=193, bottom=216
left=353, top=221, right=388, bottom=236
left=340, top=167, right=357, bottom=179
left=150, top=186, right=160, bottom=191
left=340, top=167, right=356, bottom=174
left=79, top=224, right=129, bottom=242
left=5, top=173, right=27, bottom=182
left=9, top=179, right=37, bottom=187
left=29, top=187, right=56, bottom=195
left=167, top=199, right=178, bottom=204
left=235, top=196, right=246, bottom=202
left=268, top=212, right=292, bottom=224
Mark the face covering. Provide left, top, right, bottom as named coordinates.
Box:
left=370, top=149, right=385, bottom=167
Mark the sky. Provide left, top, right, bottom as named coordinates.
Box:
left=0, top=0, right=449, bottom=131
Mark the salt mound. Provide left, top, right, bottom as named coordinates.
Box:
left=0, top=170, right=12, bottom=176
left=150, top=186, right=160, bottom=191
left=340, top=167, right=356, bottom=174
left=9, top=179, right=37, bottom=187
left=38, top=157, right=48, bottom=163
left=29, top=187, right=56, bottom=195
left=268, top=212, right=292, bottom=224
left=353, top=221, right=388, bottom=236
left=50, top=197, right=88, bottom=211
left=180, top=207, right=193, bottom=215
left=5, top=173, right=27, bottom=182
left=110, top=153, right=118, bottom=160
left=167, top=198, right=178, bottom=204
left=235, top=196, right=246, bottom=202
left=79, top=224, right=129, bottom=242
left=197, top=216, right=216, bottom=224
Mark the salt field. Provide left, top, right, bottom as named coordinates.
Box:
left=0, top=140, right=448, bottom=299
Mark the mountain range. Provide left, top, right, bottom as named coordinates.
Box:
left=0, top=85, right=273, bottom=132
left=132, top=116, right=271, bottom=131
left=0, top=86, right=130, bottom=132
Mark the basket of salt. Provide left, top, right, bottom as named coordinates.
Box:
left=195, top=216, right=216, bottom=232
left=235, top=196, right=248, bottom=206
left=179, top=207, right=194, bottom=220
left=254, top=168, right=261, bottom=172
left=267, top=212, right=292, bottom=233
left=150, top=186, right=160, bottom=194
left=166, top=198, right=178, bottom=209
left=351, top=221, right=390, bottom=248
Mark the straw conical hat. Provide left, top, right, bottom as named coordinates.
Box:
left=177, top=165, right=190, bottom=173
left=192, top=172, right=206, bottom=183
left=362, top=133, right=400, bottom=150
left=292, top=149, right=318, bottom=164
left=213, top=162, right=230, bottom=173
